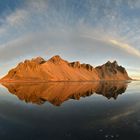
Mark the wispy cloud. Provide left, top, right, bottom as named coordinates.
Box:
left=6, top=9, right=28, bottom=27
left=0, top=28, right=6, bottom=35
left=109, top=39, right=140, bottom=57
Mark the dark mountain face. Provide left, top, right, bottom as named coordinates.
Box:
left=95, top=61, right=131, bottom=80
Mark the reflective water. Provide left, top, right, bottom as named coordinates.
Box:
left=0, top=81, right=140, bottom=140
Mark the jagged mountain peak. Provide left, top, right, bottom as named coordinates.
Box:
left=48, top=55, right=67, bottom=64
left=105, top=60, right=118, bottom=66
left=31, top=57, right=46, bottom=64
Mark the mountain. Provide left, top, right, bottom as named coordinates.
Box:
left=95, top=61, right=131, bottom=80
left=2, top=82, right=128, bottom=106
left=1, top=55, right=131, bottom=82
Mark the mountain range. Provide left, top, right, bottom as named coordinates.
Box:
left=1, top=55, right=131, bottom=82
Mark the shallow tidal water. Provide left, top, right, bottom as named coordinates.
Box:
left=0, top=81, right=140, bottom=140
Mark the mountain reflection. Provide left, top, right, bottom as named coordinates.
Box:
left=2, top=82, right=129, bottom=106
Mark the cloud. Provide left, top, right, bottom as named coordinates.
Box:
left=0, top=28, right=6, bottom=35
left=6, top=9, right=28, bottom=27
left=109, top=39, right=140, bottom=57
left=0, top=8, right=29, bottom=38
left=26, top=0, right=48, bottom=12
left=127, top=0, right=140, bottom=9
left=80, top=32, right=140, bottom=58
left=80, top=34, right=105, bottom=42
left=0, top=32, right=48, bottom=62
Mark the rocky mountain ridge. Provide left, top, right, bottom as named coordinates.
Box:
left=1, top=55, right=132, bottom=82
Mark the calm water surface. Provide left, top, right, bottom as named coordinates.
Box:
left=0, top=81, right=140, bottom=140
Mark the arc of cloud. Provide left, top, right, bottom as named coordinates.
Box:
left=109, top=39, right=140, bottom=57
left=81, top=34, right=140, bottom=57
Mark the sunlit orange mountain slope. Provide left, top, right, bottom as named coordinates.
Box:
left=1, top=55, right=131, bottom=82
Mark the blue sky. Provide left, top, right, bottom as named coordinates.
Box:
left=0, top=0, right=140, bottom=79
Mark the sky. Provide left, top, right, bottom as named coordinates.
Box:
left=0, top=0, right=140, bottom=79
